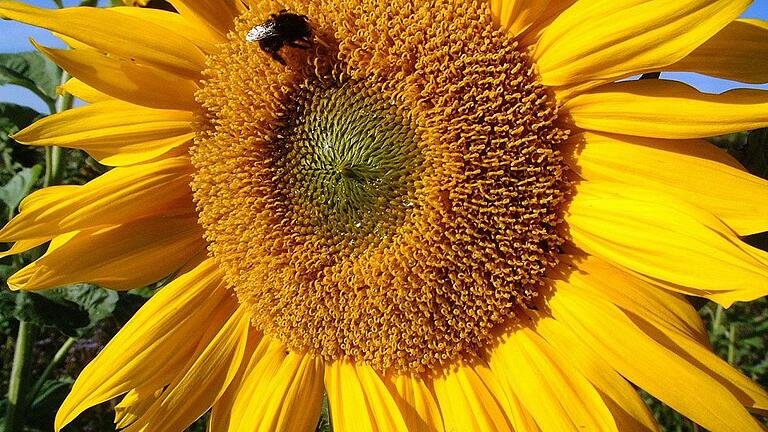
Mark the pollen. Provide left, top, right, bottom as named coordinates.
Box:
left=191, top=0, right=569, bottom=373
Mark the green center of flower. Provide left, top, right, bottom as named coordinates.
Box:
left=272, top=82, right=421, bottom=238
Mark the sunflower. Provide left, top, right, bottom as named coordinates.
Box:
left=2, top=0, right=768, bottom=430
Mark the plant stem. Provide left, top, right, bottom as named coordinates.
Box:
left=4, top=318, right=37, bottom=432
left=55, top=71, right=74, bottom=114
left=727, top=322, right=738, bottom=364
left=4, top=131, right=34, bottom=432
left=26, top=337, right=77, bottom=406
left=3, top=275, right=42, bottom=426
left=6, top=68, right=75, bottom=431
left=44, top=71, right=73, bottom=187
left=43, top=146, right=55, bottom=187
left=43, top=98, right=56, bottom=188
left=710, top=304, right=724, bottom=345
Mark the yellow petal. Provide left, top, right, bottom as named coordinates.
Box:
left=565, top=257, right=767, bottom=414
left=558, top=254, right=709, bottom=346
left=124, top=307, right=251, bottom=432
left=567, top=181, right=768, bottom=306
left=534, top=0, right=749, bottom=89
left=354, top=365, right=415, bottom=432
left=8, top=216, right=206, bottom=291
left=670, top=19, right=768, bottom=84
left=460, top=361, right=540, bottom=432
left=0, top=2, right=205, bottom=78
left=111, top=6, right=221, bottom=53
left=325, top=360, right=376, bottom=432
left=533, top=315, right=659, bottom=432
left=12, top=100, right=193, bottom=166
left=53, top=32, right=92, bottom=51
left=207, top=330, right=263, bottom=432
left=59, top=78, right=111, bottom=103
left=227, top=338, right=288, bottom=432
left=491, top=0, right=552, bottom=38
left=566, top=131, right=768, bottom=235
left=431, top=364, right=514, bottom=432
left=634, top=314, right=768, bottom=416
left=388, top=374, right=444, bottom=432
left=55, top=260, right=231, bottom=430
left=34, top=42, right=198, bottom=111
left=518, top=0, right=576, bottom=48
left=325, top=360, right=410, bottom=432
left=0, top=157, right=193, bottom=242
left=548, top=282, right=764, bottom=432
left=228, top=344, right=323, bottom=432
left=114, top=386, right=160, bottom=430
left=0, top=238, right=47, bottom=259
left=166, top=0, right=244, bottom=39
left=489, top=326, right=618, bottom=431
left=494, top=384, right=540, bottom=432
left=252, top=353, right=324, bottom=432
left=565, top=80, right=768, bottom=139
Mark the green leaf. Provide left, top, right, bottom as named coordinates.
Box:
left=26, top=378, right=73, bottom=431
left=0, top=102, right=42, bottom=141
left=756, top=320, right=768, bottom=333
left=14, top=292, right=90, bottom=337
left=59, top=283, right=119, bottom=326
left=0, top=264, right=14, bottom=280
left=0, top=165, right=42, bottom=213
left=0, top=103, right=45, bottom=177
left=0, top=52, right=61, bottom=105
left=13, top=284, right=118, bottom=337
left=741, top=336, right=765, bottom=350
left=44, top=284, right=119, bottom=334
left=0, top=399, right=6, bottom=431
left=0, top=290, right=16, bottom=334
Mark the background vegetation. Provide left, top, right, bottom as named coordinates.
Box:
left=0, top=1, right=766, bottom=431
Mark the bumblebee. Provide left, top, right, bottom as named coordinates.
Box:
left=246, top=10, right=312, bottom=65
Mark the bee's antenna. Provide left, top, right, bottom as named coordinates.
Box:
left=314, top=36, right=332, bottom=50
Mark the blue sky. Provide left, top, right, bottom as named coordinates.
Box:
left=1, top=0, right=767, bottom=112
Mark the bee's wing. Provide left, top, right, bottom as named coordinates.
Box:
left=246, top=25, right=276, bottom=42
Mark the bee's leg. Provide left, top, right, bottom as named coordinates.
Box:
left=270, top=51, right=287, bottom=65
left=288, top=39, right=312, bottom=49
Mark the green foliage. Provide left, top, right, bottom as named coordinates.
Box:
left=0, top=165, right=42, bottom=216
left=14, top=285, right=119, bottom=338
left=316, top=394, right=332, bottom=432
left=0, top=52, right=61, bottom=110
left=705, top=301, right=768, bottom=388
left=25, top=378, right=73, bottom=431
left=0, top=104, right=43, bottom=185
left=0, top=103, right=41, bottom=139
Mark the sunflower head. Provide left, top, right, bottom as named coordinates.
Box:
left=2, top=0, right=768, bottom=431
left=192, top=0, right=569, bottom=373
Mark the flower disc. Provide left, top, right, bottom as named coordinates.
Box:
left=192, top=0, right=570, bottom=373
